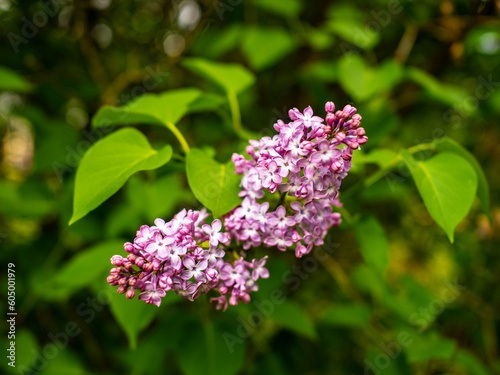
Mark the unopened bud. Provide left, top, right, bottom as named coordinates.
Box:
left=325, top=101, right=335, bottom=112
left=126, top=289, right=136, bottom=299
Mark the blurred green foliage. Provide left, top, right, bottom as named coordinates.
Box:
left=1, top=0, right=499, bottom=374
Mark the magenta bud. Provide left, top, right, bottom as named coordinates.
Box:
left=350, top=141, right=359, bottom=149
left=343, top=105, right=357, bottom=116
left=123, top=261, right=133, bottom=270
left=356, top=128, right=366, bottom=136
left=325, top=101, right=335, bottom=113
left=135, top=279, right=144, bottom=289
left=123, top=242, right=134, bottom=252
left=219, top=286, right=228, bottom=295
left=335, top=132, right=346, bottom=142
left=324, top=125, right=332, bottom=135
left=110, top=255, right=123, bottom=266
left=144, top=263, right=153, bottom=272
left=117, top=285, right=127, bottom=294
left=127, top=254, right=136, bottom=262
left=342, top=153, right=352, bottom=161
left=152, top=259, right=161, bottom=271
left=325, top=112, right=335, bottom=125
left=118, top=277, right=128, bottom=285
left=245, top=145, right=255, bottom=157
left=128, top=277, right=137, bottom=286
left=288, top=109, right=298, bottom=120
left=135, top=257, right=144, bottom=268
left=358, top=136, right=368, bottom=145
left=352, top=114, right=362, bottom=122
left=126, top=289, right=136, bottom=299
left=107, top=275, right=116, bottom=284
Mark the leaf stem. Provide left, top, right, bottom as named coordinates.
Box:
left=166, top=122, right=190, bottom=154
left=227, top=89, right=244, bottom=137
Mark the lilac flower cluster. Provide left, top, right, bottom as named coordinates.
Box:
left=107, top=208, right=269, bottom=309
left=226, top=102, right=367, bottom=257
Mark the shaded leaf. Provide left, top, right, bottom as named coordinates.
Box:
left=241, top=27, right=295, bottom=71
left=108, top=285, right=160, bottom=350
left=355, top=215, right=390, bottom=276
left=271, top=301, right=316, bottom=340
left=0, top=66, right=33, bottom=93
left=320, top=303, right=371, bottom=328
left=253, top=0, right=303, bottom=18
left=186, top=148, right=241, bottom=218
left=182, top=58, right=255, bottom=95
left=405, top=331, right=456, bottom=363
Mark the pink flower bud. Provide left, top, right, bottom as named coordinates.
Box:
left=117, top=285, right=127, bottom=294
left=358, top=136, right=368, bottom=145
left=325, top=101, right=335, bottom=113
left=325, top=112, right=335, bottom=125
left=110, top=255, right=123, bottom=266
left=123, top=242, right=134, bottom=253
left=335, top=132, right=346, bottom=142
left=126, top=289, right=135, bottom=299
left=127, top=254, right=136, bottom=263
left=134, top=257, right=144, bottom=268
left=107, top=275, right=116, bottom=284
left=356, top=128, right=366, bottom=136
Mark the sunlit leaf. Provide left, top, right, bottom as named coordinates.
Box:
left=70, top=128, right=173, bottom=224
left=401, top=150, right=477, bottom=242
left=434, top=138, right=490, bottom=220
left=92, top=88, right=201, bottom=128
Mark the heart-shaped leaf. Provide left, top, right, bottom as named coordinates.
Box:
left=70, top=128, right=172, bottom=224
left=186, top=148, right=242, bottom=218
left=92, top=88, right=201, bottom=128
left=182, top=58, right=255, bottom=95
left=401, top=150, right=477, bottom=242
left=241, top=27, right=295, bottom=71
left=434, top=138, right=490, bottom=220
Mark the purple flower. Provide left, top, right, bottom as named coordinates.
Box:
left=220, top=262, right=249, bottom=287
left=145, top=232, right=175, bottom=256
left=264, top=229, right=293, bottom=251
left=138, top=281, right=166, bottom=307
left=268, top=206, right=296, bottom=231
left=251, top=256, right=269, bottom=280
left=181, top=256, right=208, bottom=283
left=202, top=219, right=229, bottom=247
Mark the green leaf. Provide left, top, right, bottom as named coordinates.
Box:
left=70, top=128, right=173, bottom=225
left=434, top=138, right=490, bottom=220
left=271, top=301, right=317, bottom=339
left=253, top=0, right=303, bottom=18
left=406, top=67, right=468, bottom=106
left=92, top=88, right=201, bottom=128
left=125, top=174, right=185, bottom=221
left=182, top=58, right=255, bottom=95
left=241, top=27, right=295, bottom=71
left=186, top=148, right=242, bottom=218
left=0, top=66, right=33, bottom=93
left=355, top=215, right=390, bottom=276
left=456, top=350, right=491, bottom=375
left=108, top=285, right=160, bottom=350
left=50, top=240, right=125, bottom=295
left=354, top=148, right=399, bottom=169
left=188, top=92, right=226, bottom=113
left=320, top=303, right=371, bottom=328
left=338, top=55, right=403, bottom=101
left=326, top=4, right=379, bottom=49
left=177, top=316, right=246, bottom=375
left=401, top=150, right=477, bottom=242
left=4, top=329, right=39, bottom=374
left=405, top=331, right=456, bottom=363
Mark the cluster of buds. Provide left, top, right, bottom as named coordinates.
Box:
left=226, top=102, right=366, bottom=257
left=108, top=101, right=366, bottom=310
left=107, top=209, right=268, bottom=309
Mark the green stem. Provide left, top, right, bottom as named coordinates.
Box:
left=165, top=122, right=190, bottom=154
left=227, top=90, right=243, bottom=136
left=343, top=142, right=436, bottom=198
